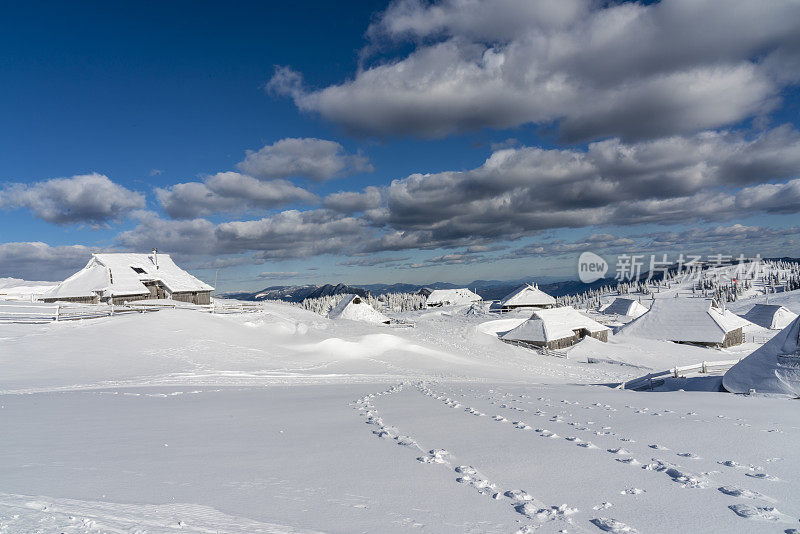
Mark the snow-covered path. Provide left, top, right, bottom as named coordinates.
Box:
left=2, top=381, right=798, bottom=533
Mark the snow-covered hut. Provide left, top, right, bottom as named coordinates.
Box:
left=327, top=294, right=390, bottom=324
left=499, top=283, right=556, bottom=310
left=741, top=304, right=798, bottom=330
left=601, top=297, right=649, bottom=319
left=723, top=315, right=800, bottom=395
left=501, top=307, right=610, bottom=350
left=42, top=252, right=213, bottom=305
left=619, top=298, right=749, bottom=347
left=426, top=288, right=481, bottom=307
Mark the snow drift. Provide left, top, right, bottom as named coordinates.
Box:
left=723, top=315, right=800, bottom=395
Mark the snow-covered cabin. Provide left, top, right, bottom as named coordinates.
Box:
left=501, top=307, right=610, bottom=350
left=601, top=297, right=649, bottom=319
left=499, top=284, right=556, bottom=310
left=327, top=294, right=390, bottom=324
left=741, top=304, right=798, bottom=330
left=42, top=252, right=213, bottom=305
left=619, top=298, right=749, bottom=348
left=425, top=288, right=482, bottom=307
left=723, top=315, right=800, bottom=395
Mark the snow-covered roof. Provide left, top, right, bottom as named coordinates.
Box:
left=499, top=284, right=556, bottom=307
left=43, top=253, right=213, bottom=299
left=601, top=297, right=649, bottom=318
left=619, top=298, right=750, bottom=344
left=327, top=294, right=390, bottom=324
left=742, top=304, right=798, bottom=330
left=723, top=315, right=800, bottom=395
left=501, top=306, right=609, bottom=343
left=426, top=288, right=482, bottom=306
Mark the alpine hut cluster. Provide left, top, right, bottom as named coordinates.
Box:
left=43, top=252, right=213, bottom=305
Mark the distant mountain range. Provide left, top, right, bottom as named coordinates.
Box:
left=219, top=256, right=800, bottom=303
left=224, top=282, right=369, bottom=303
left=221, top=275, right=617, bottom=303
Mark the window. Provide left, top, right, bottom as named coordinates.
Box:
left=131, top=266, right=147, bottom=274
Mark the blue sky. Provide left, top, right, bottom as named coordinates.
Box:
left=2, top=1, right=800, bottom=290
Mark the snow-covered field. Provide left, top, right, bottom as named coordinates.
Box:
left=2, top=287, right=799, bottom=532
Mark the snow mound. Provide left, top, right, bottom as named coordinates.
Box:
left=723, top=315, right=800, bottom=395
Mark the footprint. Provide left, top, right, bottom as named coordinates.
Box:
left=504, top=489, right=535, bottom=502
left=417, top=449, right=450, bottom=464
left=718, top=486, right=770, bottom=500
left=591, top=517, right=638, bottom=532
left=620, top=488, right=645, bottom=495
left=728, top=504, right=790, bottom=521
left=745, top=472, right=780, bottom=481
left=455, top=466, right=496, bottom=493
left=593, top=502, right=613, bottom=510
left=616, top=458, right=641, bottom=466
left=577, top=442, right=598, bottom=449
left=677, top=452, right=700, bottom=460
left=516, top=503, right=578, bottom=521
left=649, top=444, right=669, bottom=450
left=373, top=428, right=397, bottom=439
left=395, top=435, right=418, bottom=447
left=643, top=460, right=708, bottom=488
left=607, top=448, right=630, bottom=455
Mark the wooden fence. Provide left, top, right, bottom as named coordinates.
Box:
left=501, top=338, right=569, bottom=358
left=0, top=302, right=157, bottom=323
left=0, top=298, right=265, bottom=323
left=616, top=358, right=742, bottom=390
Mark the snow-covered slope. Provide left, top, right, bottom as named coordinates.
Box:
left=0, top=277, right=57, bottom=300
left=1, top=298, right=799, bottom=533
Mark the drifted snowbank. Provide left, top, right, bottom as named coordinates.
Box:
left=723, top=316, right=800, bottom=395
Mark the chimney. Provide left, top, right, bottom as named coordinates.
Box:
left=152, top=248, right=159, bottom=270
